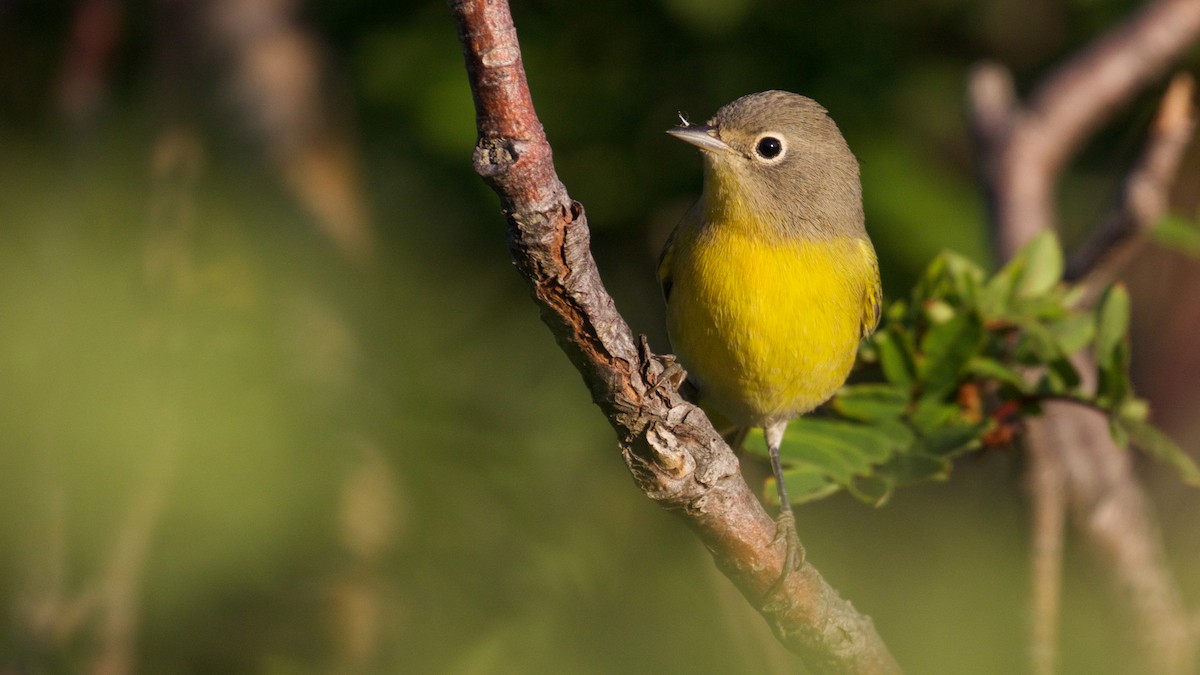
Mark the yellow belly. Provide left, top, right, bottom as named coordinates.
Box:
left=666, top=229, right=869, bottom=428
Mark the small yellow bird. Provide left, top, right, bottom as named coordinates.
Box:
left=659, top=91, right=881, bottom=583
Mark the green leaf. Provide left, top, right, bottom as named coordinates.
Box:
left=846, top=475, right=894, bottom=506
left=911, top=254, right=949, bottom=303
left=873, top=418, right=917, bottom=449
left=1016, top=231, right=1064, bottom=298
left=904, top=396, right=989, bottom=459
left=776, top=437, right=862, bottom=480
left=981, top=257, right=1020, bottom=319
left=909, top=397, right=962, bottom=435
left=746, top=428, right=860, bottom=485
left=981, top=232, right=1064, bottom=319
left=1043, top=356, right=1082, bottom=394
left=831, top=384, right=909, bottom=422
left=1097, top=342, right=1130, bottom=407
left=1046, top=312, right=1095, bottom=354
left=782, top=418, right=900, bottom=466
left=923, top=299, right=956, bottom=324
left=1116, top=417, right=1200, bottom=486
left=874, top=328, right=916, bottom=387
left=849, top=452, right=953, bottom=506
left=857, top=336, right=879, bottom=363
left=875, top=452, right=952, bottom=485
left=1013, top=320, right=1064, bottom=364
left=941, top=251, right=986, bottom=303
left=1095, top=284, right=1132, bottom=405
left=1061, top=284, right=1088, bottom=309
left=1095, top=284, right=1130, bottom=367
left=766, top=468, right=841, bottom=505
left=1119, top=397, right=1149, bottom=422
left=918, top=311, right=984, bottom=398
left=914, top=422, right=986, bottom=458
left=746, top=414, right=914, bottom=503
left=1110, top=419, right=1130, bottom=448
left=965, top=356, right=1029, bottom=393
left=1150, top=214, right=1200, bottom=258
left=884, top=298, right=909, bottom=324
left=912, top=251, right=986, bottom=310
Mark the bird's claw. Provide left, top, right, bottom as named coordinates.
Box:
left=766, top=508, right=805, bottom=597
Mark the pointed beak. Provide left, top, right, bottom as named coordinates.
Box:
left=666, top=125, right=731, bottom=153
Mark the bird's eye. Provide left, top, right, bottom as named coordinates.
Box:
left=754, top=135, right=785, bottom=161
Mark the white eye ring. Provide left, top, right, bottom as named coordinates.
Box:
left=752, top=132, right=787, bottom=163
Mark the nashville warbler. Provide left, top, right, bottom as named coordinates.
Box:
left=659, top=90, right=882, bottom=587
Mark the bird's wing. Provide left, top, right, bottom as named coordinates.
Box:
left=656, top=237, right=674, bottom=303
left=859, top=238, right=883, bottom=338
left=657, top=220, right=682, bottom=305
left=659, top=202, right=705, bottom=305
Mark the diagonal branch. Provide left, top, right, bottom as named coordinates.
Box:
left=448, top=1, right=900, bottom=671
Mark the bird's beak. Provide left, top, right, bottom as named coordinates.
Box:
left=666, top=125, right=731, bottom=153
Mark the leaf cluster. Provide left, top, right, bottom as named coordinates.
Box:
left=746, top=232, right=1200, bottom=505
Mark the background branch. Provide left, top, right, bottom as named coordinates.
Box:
left=982, top=0, right=1200, bottom=260
left=969, top=0, right=1200, bottom=672
left=449, top=0, right=900, bottom=671
left=1024, top=425, right=1067, bottom=675
left=1067, top=74, right=1197, bottom=294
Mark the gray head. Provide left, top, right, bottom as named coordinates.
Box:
left=668, top=90, right=864, bottom=240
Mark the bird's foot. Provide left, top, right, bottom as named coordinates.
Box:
left=639, top=336, right=689, bottom=396
left=767, top=508, right=805, bottom=597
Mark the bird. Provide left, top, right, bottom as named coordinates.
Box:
left=659, top=90, right=881, bottom=588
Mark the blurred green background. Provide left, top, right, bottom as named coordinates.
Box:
left=1, top=1, right=1198, bottom=673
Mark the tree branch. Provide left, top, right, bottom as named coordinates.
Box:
left=977, top=0, right=1200, bottom=262
left=1024, top=423, right=1067, bottom=675
left=1067, top=74, right=1197, bottom=295
left=448, top=1, right=900, bottom=671
left=969, top=1, right=1200, bottom=672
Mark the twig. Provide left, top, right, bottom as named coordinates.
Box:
left=448, top=0, right=900, bottom=671
left=1024, top=418, right=1067, bottom=675
left=206, top=0, right=375, bottom=265
left=90, top=444, right=174, bottom=675
left=1067, top=74, right=1198, bottom=295
left=969, top=1, right=1200, bottom=672
left=90, top=126, right=202, bottom=675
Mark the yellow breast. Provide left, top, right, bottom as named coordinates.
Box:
left=665, top=225, right=874, bottom=428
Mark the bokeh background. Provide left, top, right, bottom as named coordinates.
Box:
left=1, top=1, right=1198, bottom=673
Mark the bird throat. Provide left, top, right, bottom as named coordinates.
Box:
left=700, top=159, right=834, bottom=243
